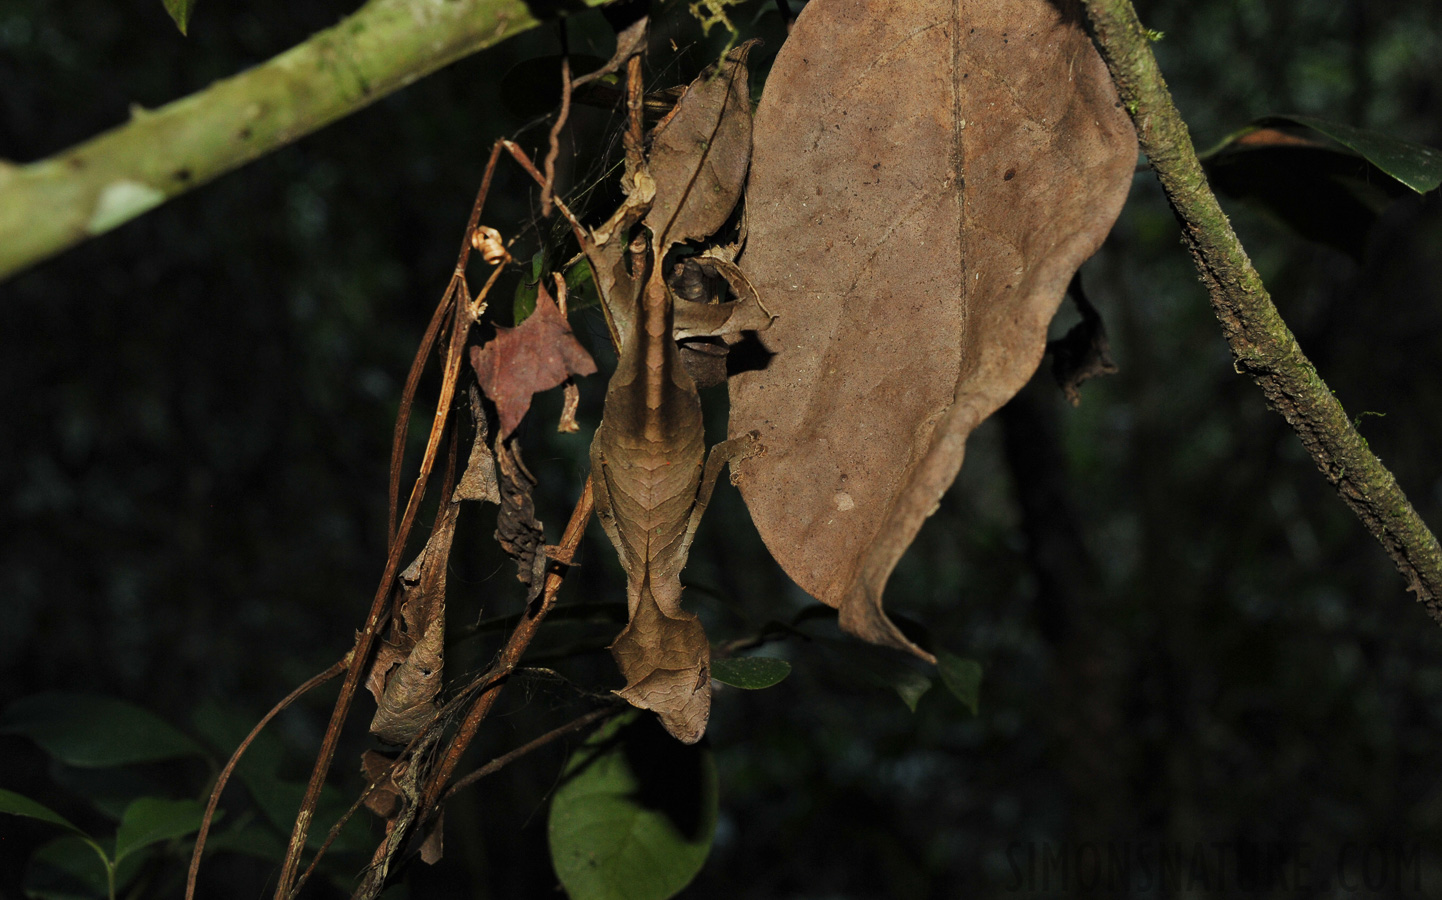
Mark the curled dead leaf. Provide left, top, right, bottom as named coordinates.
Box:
left=495, top=436, right=547, bottom=599
left=454, top=385, right=501, bottom=504
left=366, top=498, right=459, bottom=744
left=729, top=0, right=1137, bottom=658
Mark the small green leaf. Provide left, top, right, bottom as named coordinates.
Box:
left=515, top=254, right=597, bottom=326
left=0, top=788, right=87, bottom=836
left=114, top=797, right=205, bottom=863
left=711, top=657, right=791, bottom=690
left=512, top=249, right=547, bottom=324
left=162, top=0, right=196, bottom=35
left=825, top=640, right=934, bottom=712
left=549, top=712, right=717, bottom=900
left=1, top=693, right=205, bottom=768
left=891, top=669, right=933, bottom=712
left=935, top=652, right=983, bottom=715
left=1265, top=114, right=1442, bottom=194
left=563, top=257, right=600, bottom=313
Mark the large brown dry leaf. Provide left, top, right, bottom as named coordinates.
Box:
left=470, top=282, right=597, bottom=439
left=729, top=0, right=1137, bottom=658
left=643, top=42, right=755, bottom=248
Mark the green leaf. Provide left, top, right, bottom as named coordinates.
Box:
left=0, top=788, right=87, bottom=836
left=0, top=693, right=205, bottom=768
left=190, top=701, right=285, bottom=782
left=514, top=255, right=596, bottom=326
left=563, top=257, right=600, bottom=313
left=549, top=712, right=717, bottom=900
left=188, top=704, right=370, bottom=853
left=113, top=797, right=205, bottom=863
left=1199, top=115, right=1442, bottom=256
left=820, top=639, right=934, bottom=712
left=513, top=249, right=548, bottom=324
left=232, top=774, right=369, bottom=853
left=891, top=669, right=933, bottom=712
left=1263, top=114, right=1442, bottom=194
left=202, top=821, right=287, bottom=861
left=935, top=652, right=983, bottom=715
left=710, top=657, right=791, bottom=690
left=162, top=0, right=197, bottom=35
left=51, top=765, right=167, bottom=821
left=24, top=836, right=113, bottom=900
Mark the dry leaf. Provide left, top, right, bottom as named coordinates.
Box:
left=643, top=42, right=755, bottom=248
left=470, top=282, right=597, bottom=439
left=361, top=750, right=404, bottom=819
left=559, top=380, right=582, bottom=433
left=728, top=0, right=1137, bottom=658
left=1048, top=277, right=1119, bottom=406
left=494, top=436, right=547, bottom=599
left=454, top=385, right=501, bottom=504
left=366, top=497, right=459, bottom=744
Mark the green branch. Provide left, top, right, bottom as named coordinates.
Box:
left=1081, top=0, right=1442, bottom=620
left=0, top=0, right=604, bottom=282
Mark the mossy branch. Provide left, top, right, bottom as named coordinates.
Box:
left=1081, top=0, right=1442, bottom=621
left=0, top=0, right=605, bottom=282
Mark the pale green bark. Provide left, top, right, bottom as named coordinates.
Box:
left=0, top=0, right=605, bottom=281
left=1081, top=0, right=1442, bottom=620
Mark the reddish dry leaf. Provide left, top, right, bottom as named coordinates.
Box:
left=470, top=282, right=597, bottom=439
left=729, top=0, right=1137, bottom=658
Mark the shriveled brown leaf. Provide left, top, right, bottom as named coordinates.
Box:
left=729, top=0, right=1137, bottom=658
left=367, top=498, right=459, bottom=744
left=495, top=436, right=547, bottom=599
left=470, top=282, right=597, bottom=439
left=454, top=386, right=501, bottom=504
left=558, top=381, right=582, bottom=433
left=1048, top=277, right=1119, bottom=406
left=361, top=750, right=404, bottom=819
left=643, top=42, right=755, bottom=248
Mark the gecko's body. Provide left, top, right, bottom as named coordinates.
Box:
left=591, top=271, right=753, bottom=743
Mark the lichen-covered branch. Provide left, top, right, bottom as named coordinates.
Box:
left=1081, top=0, right=1442, bottom=621
left=0, top=0, right=605, bottom=282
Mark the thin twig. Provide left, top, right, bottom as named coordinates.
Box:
left=388, top=141, right=508, bottom=546
left=541, top=56, right=573, bottom=217
left=623, top=54, right=646, bottom=177
left=276, top=151, right=511, bottom=900
left=1080, top=0, right=1442, bottom=617
left=418, top=475, right=596, bottom=812
left=298, top=662, right=515, bottom=897
left=185, top=654, right=351, bottom=900
left=444, top=705, right=619, bottom=802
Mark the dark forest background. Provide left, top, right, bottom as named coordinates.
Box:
left=4, top=0, right=1442, bottom=896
